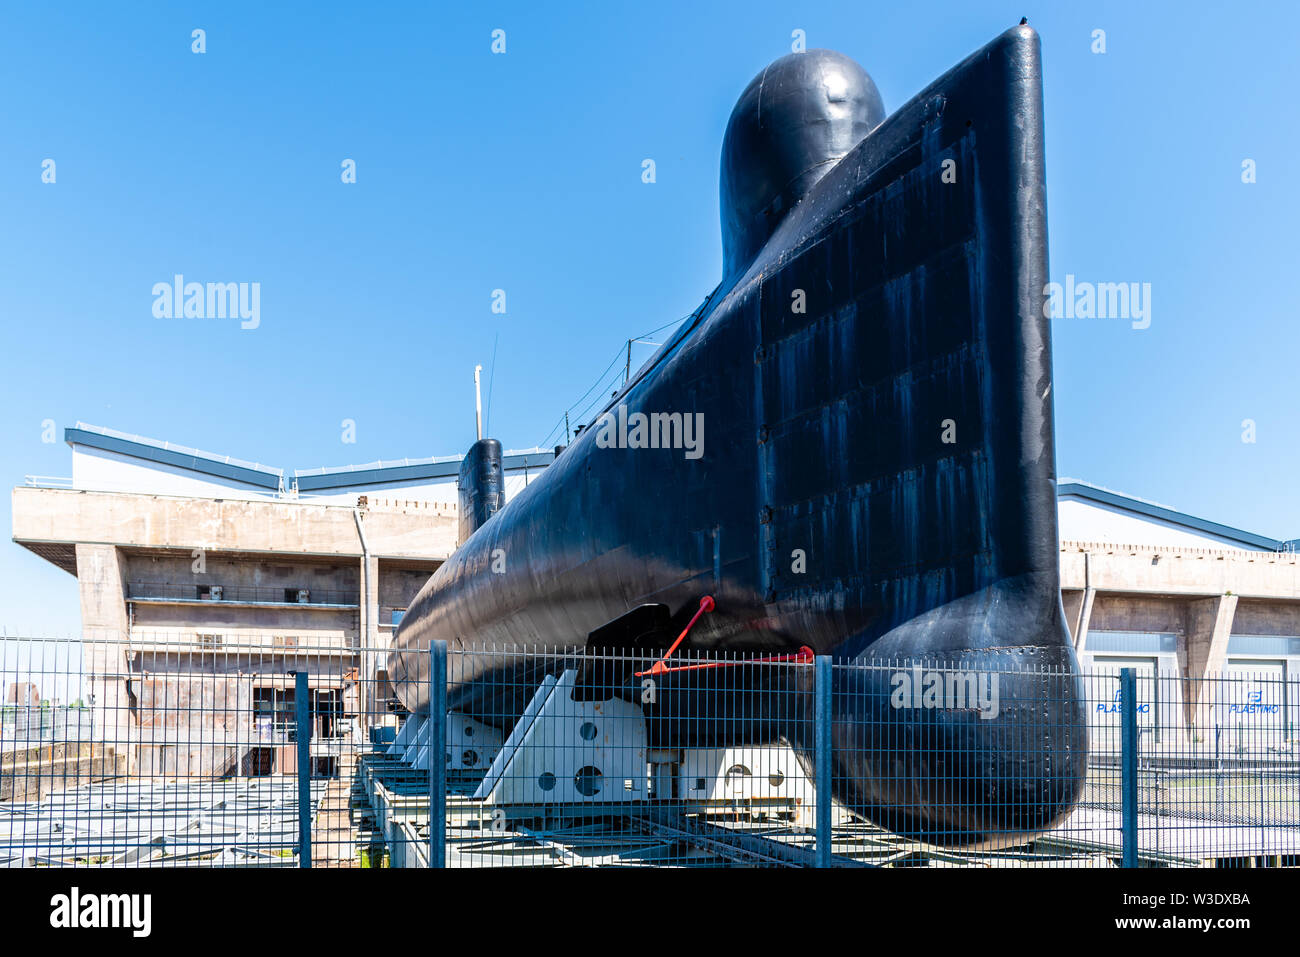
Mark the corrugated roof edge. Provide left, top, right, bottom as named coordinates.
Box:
left=63, top=423, right=555, bottom=493
left=1057, top=479, right=1286, bottom=552
left=66, top=426, right=283, bottom=489
left=294, top=449, right=554, bottom=490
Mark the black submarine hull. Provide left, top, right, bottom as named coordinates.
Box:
left=391, top=25, right=1087, bottom=846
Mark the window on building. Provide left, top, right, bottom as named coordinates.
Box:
left=313, top=689, right=342, bottom=738
left=252, top=687, right=297, bottom=739
left=242, top=747, right=275, bottom=776
left=1085, top=631, right=1178, bottom=654
left=311, top=756, right=338, bottom=778
left=391, top=610, right=405, bottom=627
left=1227, top=635, right=1300, bottom=657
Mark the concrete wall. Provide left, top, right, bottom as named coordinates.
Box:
left=1060, top=540, right=1300, bottom=599
left=378, top=565, right=436, bottom=628
left=124, top=552, right=361, bottom=592
left=123, top=551, right=362, bottom=646
left=1231, top=599, right=1300, bottom=637
left=1087, top=594, right=1187, bottom=635
left=127, top=652, right=352, bottom=777
left=1061, top=540, right=1300, bottom=741
left=1, top=742, right=124, bottom=801
left=75, top=544, right=133, bottom=761
left=11, top=489, right=456, bottom=770
left=14, top=487, right=457, bottom=560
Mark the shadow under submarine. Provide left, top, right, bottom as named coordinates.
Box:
left=390, top=23, right=1088, bottom=847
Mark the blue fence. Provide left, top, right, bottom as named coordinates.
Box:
left=1, top=636, right=1298, bottom=868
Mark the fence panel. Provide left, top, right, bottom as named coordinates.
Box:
left=0, top=636, right=377, bottom=867
left=2, top=636, right=1297, bottom=868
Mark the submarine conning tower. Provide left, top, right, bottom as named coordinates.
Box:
left=456, top=438, right=504, bottom=547
left=720, top=49, right=885, bottom=279
left=388, top=25, right=1085, bottom=847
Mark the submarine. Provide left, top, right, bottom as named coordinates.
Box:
left=390, top=23, right=1089, bottom=847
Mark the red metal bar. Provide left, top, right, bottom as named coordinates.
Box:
left=637, top=645, right=815, bottom=676
left=637, top=596, right=714, bottom=676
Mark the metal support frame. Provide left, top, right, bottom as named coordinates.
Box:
left=815, top=655, right=832, bottom=867
left=428, top=642, right=447, bottom=868
left=1120, top=667, right=1138, bottom=868
left=473, top=670, right=648, bottom=805
left=295, top=670, right=311, bottom=869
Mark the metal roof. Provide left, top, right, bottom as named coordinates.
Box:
left=1056, top=478, right=1290, bottom=552
left=293, top=450, right=554, bottom=491
left=66, top=423, right=283, bottom=490
left=65, top=423, right=554, bottom=493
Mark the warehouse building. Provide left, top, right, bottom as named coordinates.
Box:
left=10, top=424, right=1300, bottom=769
left=10, top=424, right=552, bottom=774
left=1059, top=479, right=1300, bottom=749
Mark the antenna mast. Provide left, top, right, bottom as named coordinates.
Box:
left=474, top=364, right=483, bottom=440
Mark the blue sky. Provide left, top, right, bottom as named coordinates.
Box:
left=2, top=1, right=1298, bottom=634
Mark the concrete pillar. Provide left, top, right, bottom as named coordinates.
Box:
left=74, top=544, right=133, bottom=770
left=358, top=554, right=379, bottom=731
left=1064, top=587, right=1096, bottom=654
left=364, top=555, right=380, bottom=648
left=1179, top=594, right=1238, bottom=742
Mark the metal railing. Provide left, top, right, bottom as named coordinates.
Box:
left=125, top=582, right=360, bottom=607
left=1, top=636, right=1297, bottom=868
left=23, top=475, right=73, bottom=488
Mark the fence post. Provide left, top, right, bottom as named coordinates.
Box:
left=428, top=641, right=447, bottom=869
left=1120, top=667, right=1138, bottom=868
left=814, top=655, right=832, bottom=868
left=295, top=670, right=312, bottom=869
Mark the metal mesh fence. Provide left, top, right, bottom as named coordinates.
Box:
left=1, top=636, right=1297, bottom=868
